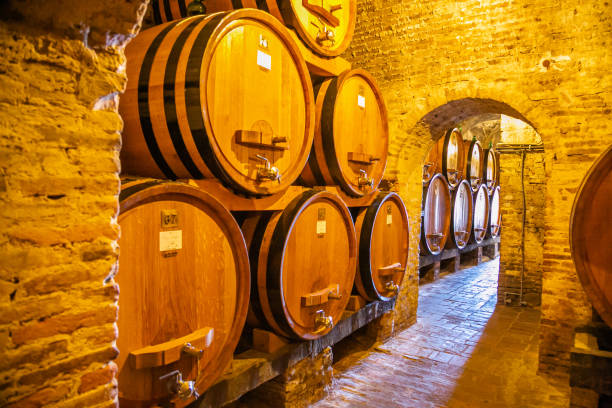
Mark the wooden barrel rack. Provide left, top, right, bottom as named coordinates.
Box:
left=118, top=1, right=402, bottom=404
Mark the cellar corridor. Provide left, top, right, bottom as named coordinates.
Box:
left=312, top=259, right=569, bottom=408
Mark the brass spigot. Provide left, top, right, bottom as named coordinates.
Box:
left=159, top=370, right=198, bottom=400
left=253, top=155, right=281, bottom=183
left=357, top=169, right=373, bottom=189
left=316, top=26, right=335, bottom=45
left=447, top=169, right=459, bottom=184
left=385, top=280, right=400, bottom=295
left=186, top=0, right=206, bottom=16
left=313, top=309, right=333, bottom=334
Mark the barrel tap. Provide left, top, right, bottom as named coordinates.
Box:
left=316, top=26, right=335, bottom=45
left=159, top=370, right=198, bottom=400
left=314, top=309, right=333, bottom=334
left=357, top=169, right=373, bottom=189
left=253, top=155, right=281, bottom=183
left=385, top=280, right=400, bottom=295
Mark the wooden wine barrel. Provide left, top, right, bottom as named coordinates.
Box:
left=422, top=143, right=439, bottom=184
left=441, top=128, right=466, bottom=189
left=483, top=147, right=499, bottom=192
left=150, top=0, right=193, bottom=25
left=571, top=145, right=612, bottom=327
left=489, top=186, right=501, bottom=238
left=299, top=69, right=389, bottom=197
left=420, top=174, right=451, bottom=255
left=446, top=179, right=473, bottom=250
left=117, top=179, right=250, bottom=407
left=354, top=193, right=409, bottom=301
left=205, top=0, right=356, bottom=57
left=423, top=127, right=465, bottom=187
left=241, top=190, right=356, bottom=340
left=472, top=184, right=490, bottom=244
left=464, top=139, right=484, bottom=192
left=119, top=10, right=315, bottom=196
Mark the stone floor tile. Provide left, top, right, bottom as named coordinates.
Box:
left=313, top=258, right=569, bottom=408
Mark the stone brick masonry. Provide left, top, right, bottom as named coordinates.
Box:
left=497, top=118, right=546, bottom=308
left=0, top=1, right=146, bottom=406
left=344, top=0, right=611, bottom=384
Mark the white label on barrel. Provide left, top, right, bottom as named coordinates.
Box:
left=387, top=214, right=393, bottom=225
left=257, top=50, right=271, bottom=71
left=160, top=230, right=182, bottom=252
left=316, top=220, right=326, bottom=235
left=357, top=94, right=366, bottom=108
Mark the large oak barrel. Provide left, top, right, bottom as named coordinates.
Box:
left=422, top=143, right=439, bottom=184
left=464, top=139, right=484, bottom=192
left=571, top=145, right=612, bottom=327
left=299, top=69, right=389, bottom=197
left=483, top=147, right=499, bottom=192
left=120, top=10, right=315, bottom=196
left=446, top=179, right=473, bottom=250
left=241, top=190, right=356, bottom=340
left=205, top=0, right=356, bottom=57
left=117, top=179, right=250, bottom=407
left=489, top=186, right=501, bottom=238
left=441, top=128, right=466, bottom=189
left=420, top=174, right=451, bottom=255
left=150, top=0, right=193, bottom=24
left=354, top=193, right=409, bottom=301
left=472, top=184, right=490, bottom=244
left=422, top=128, right=465, bottom=188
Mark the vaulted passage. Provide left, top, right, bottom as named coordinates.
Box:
left=313, top=260, right=568, bottom=408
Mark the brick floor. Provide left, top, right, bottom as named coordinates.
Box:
left=313, top=259, right=570, bottom=408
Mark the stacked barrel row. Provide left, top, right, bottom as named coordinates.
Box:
left=116, top=4, right=409, bottom=407
left=421, top=128, right=501, bottom=256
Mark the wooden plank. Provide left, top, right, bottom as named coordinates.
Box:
left=301, top=284, right=341, bottom=307
left=345, top=295, right=367, bottom=312
left=419, top=236, right=499, bottom=268
left=252, top=329, right=290, bottom=354
left=129, top=327, right=214, bottom=369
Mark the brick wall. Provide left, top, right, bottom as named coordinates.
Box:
left=345, top=0, right=611, bottom=383
left=496, top=117, right=546, bottom=307
left=0, top=1, right=145, bottom=406
left=0, top=0, right=609, bottom=402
